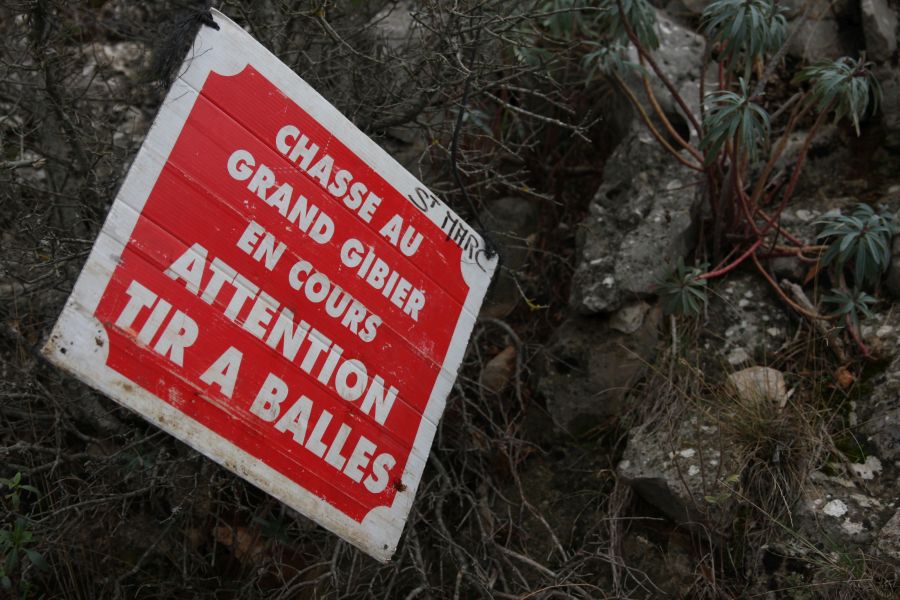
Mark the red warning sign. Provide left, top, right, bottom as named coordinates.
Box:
left=42, top=9, right=495, bottom=561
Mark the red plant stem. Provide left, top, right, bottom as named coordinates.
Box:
left=612, top=73, right=704, bottom=171
left=749, top=97, right=814, bottom=208
left=768, top=107, right=832, bottom=222
left=636, top=57, right=705, bottom=162
left=760, top=244, right=827, bottom=262
left=699, top=48, right=709, bottom=124
left=846, top=314, right=871, bottom=357
left=743, top=99, right=819, bottom=251
left=751, top=252, right=834, bottom=320
left=774, top=244, right=827, bottom=251
left=615, top=0, right=702, bottom=135
left=718, top=58, right=725, bottom=91
left=755, top=207, right=807, bottom=246
left=709, top=244, right=739, bottom=272
left=699, top=239, right=763, bottom=280
left=733, top=165, right=763, bottom=236
left=757, top=251, right=819, bottom=263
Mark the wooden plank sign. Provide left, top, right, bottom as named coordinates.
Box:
left=42, top=9, right=496, bottom=561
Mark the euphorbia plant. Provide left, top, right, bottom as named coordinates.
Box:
left=589, top=0, right=884, bottom=355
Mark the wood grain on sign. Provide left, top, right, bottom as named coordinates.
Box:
left=41, top=9, right=496, bottom=561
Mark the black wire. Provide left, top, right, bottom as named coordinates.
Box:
left=149, top=0, right=220, bottom=88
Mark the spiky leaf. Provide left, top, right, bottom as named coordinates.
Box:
left=816, top=204, right=898, bottom=288
left=701, top=79, right=770, bottom=165
left=796, top=57, right=882, bottom=135
left=657, top=259, right=709, bottom=316
left=598, top=0, right=660, bottom=49
left=701, top=0, right=787, bottom=72
left=823, top=288, right=877, bottom=329
left=581, top=40, right=645, bottom=79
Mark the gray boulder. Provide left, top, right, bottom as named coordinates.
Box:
left=479, top=196, right=539, bottom=318
left=782, top=0, right=856, bottom=19
left=793, top=468, right=888, bottom=548
left=859, top=364, right=900, bottom=464
left=859, top=311, right=900, bottom=463
left=569, top=10, right=706, bottom=316
left=570, top=129, right=701, bottom=314
left=861, top=0, right=899, bottom=63
left=618, top=412, right=741, bottom=526
left=369, top=1, right=425, bottom=51
left=366, top=2, right=440, bottom=178
left=539, top=302, right=660, bottom=433
left=887, top=236, right=900, bottom=298
left=623, top=10, right=706, bottom=142
left=704, top=272, right=791, bottom=367
left=875, top=64, right=900, bottom=151
left=787, top=16, right=856, bottom=63
left=876, top=509, right=900, bottom=560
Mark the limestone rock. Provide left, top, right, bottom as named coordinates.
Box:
left=369, top=1, right=425, bottom=53
left=781, top=0, right=856, bottom=19
left=859, top=310, right=900, bottom=463
left=609, top=301, right=654, bottom=335
left=618, top=414, right=740, bottom=526
left=367, top=1, right=439, bottom=177
left=679, top=0, right=711, bottom=16
left=860, top=387, right=900, bottom=463
left=570, top=129, right=701, bottom=314
left=787, top=17, right=854, bottom=63
left=861, top=0, right=899, bottom=63
left=887, top=236, right=900, bottom=298
left=479, top=196, right=539, bottom=318
left=664, top=0, right=710, bottom=18
left=874, top=65, right=900, bottom=150
left=876, top=509, right=900, bottom=560
left=795, top=470, right=886, bottom=546
left=540, top=304, right=660, bottom=433
left=622, top=10, right=706, bottom=141
left=569, top=11, right=706, bottom=315
left=727, top=366, right=788, bottom=408
left=703, top=272, right=791, bottom=367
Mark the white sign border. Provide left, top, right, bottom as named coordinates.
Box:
left=42, top=9, right=497, bottom=562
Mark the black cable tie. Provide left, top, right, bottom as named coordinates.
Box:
left=198, top=10, right=220, bottom=31
left=149, top=2, right=219, bottom=87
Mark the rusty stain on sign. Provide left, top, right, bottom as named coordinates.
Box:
left=41, top=9, right=496, bottom=562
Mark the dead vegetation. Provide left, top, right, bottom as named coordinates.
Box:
left=0, top=1, right=625, bottom=598
left=2, top=1, right=898, bottom=599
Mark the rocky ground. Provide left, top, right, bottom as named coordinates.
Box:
left=2, top=0, right=900, bottom=598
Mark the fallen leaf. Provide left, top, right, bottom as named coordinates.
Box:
left=835, top=366, right=855, bottom=390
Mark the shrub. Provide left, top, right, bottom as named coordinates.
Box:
left=596, top=0, right=883, bottom=355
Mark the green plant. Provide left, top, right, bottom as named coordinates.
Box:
left=594, top=0, right=884, bottom=355
left=0, top=474, right=46, bottom=593
left=541, top=0, right=596, bottom=38
left=0, top=519, right=48, bottom=590
left=599, top=0, right=659, bottom=48
left=0, top=473, right=38, bottom=513
left=658, top=259, right=708, bottom=316
left=701, top=78, right=770, bottom=165
left=581, top=40, right=638, bottom=79
left=796, top=57, right=883, bottom=135
left=823, top=288, right=877, bottom=329
left=813, top=204, right=897, bottom=354
left=701, top=0, right=787, bottom=73
left=816, top=204, right=897, bottom=288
